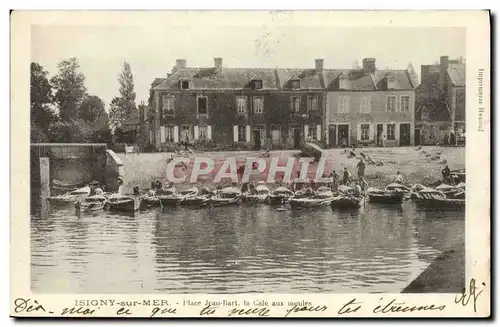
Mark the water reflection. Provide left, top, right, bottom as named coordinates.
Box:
left=31, top=202, right=464, bottom=293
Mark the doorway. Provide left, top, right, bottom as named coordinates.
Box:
left=399, top=123, right=411, bottom=146
left=253, top=130, right=262, bottom=150
left=376, top=124, right=384, bottom=146
left=293, top=128, right=302, bottom=149
left=338, top=124, right=349, bottom=148
left=328, top=124, right=337, bottom=148
left=414, top=129, right=421, bottom=146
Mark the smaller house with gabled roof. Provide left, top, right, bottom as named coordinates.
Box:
left=324, top=58, right=417, bottom=148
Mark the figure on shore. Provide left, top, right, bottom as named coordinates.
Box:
left=330, top=171, right=339, bottom=192
left=356, top=158, right=366, bottom=180
left=442, top=165, right=451, bottom=183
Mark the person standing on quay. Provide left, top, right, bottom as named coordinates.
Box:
left=356, top=158, right=366, bottom=180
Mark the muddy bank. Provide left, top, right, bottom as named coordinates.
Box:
left=402, top=243, right=465, bottom=293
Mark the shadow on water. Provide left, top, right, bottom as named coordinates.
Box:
left=30, top=200, right=465, bottom=294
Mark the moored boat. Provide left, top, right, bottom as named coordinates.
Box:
left=105, top=195, right=140, bottom=213
left=76, top=195, right=107, bottom=214
left=139, top=190, right=161, bottom=210
left=208, top=187, right=242, bottom=207
left=158, top=187, right=182, bottom=207
left=267, top=186, right=295, bottom=205
left=242, top=183, right=271, bottom=204
left=411, top=187, right=465, bottom=211
left=48, top=186, right=91, bottom=205
left=366, top=187, right=406, bottom=204
left=289, top=187, right=334, bottom=209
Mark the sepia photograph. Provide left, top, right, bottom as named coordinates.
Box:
left=11, top=10, right=490, bottom=318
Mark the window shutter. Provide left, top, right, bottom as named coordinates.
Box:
left=233, top=125, right=238, bottom=142
left=160, top=126, right=166, bottom=143
left=395, top=123, right=400, bottom=143
left=207, top=125, right=212, bottom=140
left=245, top=125, right=251, bottom=143
left=194, top=125, right=199, bottom=140
left=173, top=126, right=179, bottom=143
left=369, top=123, right=374, bottom=141
left=316, top=125, right=321, bottom=141
left=304, top=125, right=309, bottom=140
left=357, top=124, right=361, bottom=142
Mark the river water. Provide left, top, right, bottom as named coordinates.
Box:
left=31, top=203, right=464, bottom=294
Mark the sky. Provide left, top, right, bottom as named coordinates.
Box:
left=31, top=16, right=465, bottom=112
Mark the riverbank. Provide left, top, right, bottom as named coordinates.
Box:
left=117, top=146, right=465, bottom=192
left=402, top=242, right=465, bottom=293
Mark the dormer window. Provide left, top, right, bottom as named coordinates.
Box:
left=253, top=80, right=263, bottom=90
left=291, top=79, right=300, bottom=89
left=181, top=80, right=190, bottom=90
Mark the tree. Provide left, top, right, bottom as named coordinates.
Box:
left=50, top=57, right=87, bottom=122
left=109, top=62, right=137, bottom=129
left=76, top=95, right=112, bottom=143
left=30, top=62, right=56, bottom=141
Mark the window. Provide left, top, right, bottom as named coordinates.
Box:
left=253, top=80, right=263, bottom=90
left=308, top=96, right=318, bottom=111
left=361, top=124, right=370, bottom=141
left=162, top=95, right=175, bottom=114
left=270, top=124, right=281, bottom=143
left=387, top=124, right=396, bottom=140
left=360, top=96, right=371, bottom=113
left=401, top=96, right=410, bottom=112
left=199, top=126, right=208, bottom=139
left=236, top=96, right=247, bottom=114
left=386, top=96, right=396, bottom=112
left=308, top=125, right=317, bottom=140
left=238, top=125, right=246, bottom=142
left=291, top=96, right=301, bottom=112
left=291, top=79, right=300, bottom=89
left=166, top=126, right=175, bottom=142
left=181, top=126, right=191, bottom=142
left=181, top=80, right=190, bottom=90
left=197, top=96, right=208, bottom=115
left=253, top=97, right=264, bottom=114
left=338, top=96, right=349, bottom=113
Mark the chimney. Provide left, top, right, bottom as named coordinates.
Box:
left=176, top=59, right=187, bottom=69
left=214, top=57, right=223, bottom=70
left=439, top=56, right=449, bottom=91
left=362, top=58, right=376, bottom=74
left=315, top=59, right=324, bottom=73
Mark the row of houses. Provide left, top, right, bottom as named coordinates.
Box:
left=127, top=55, right=465, bottom=150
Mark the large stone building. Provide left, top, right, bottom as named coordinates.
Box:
left=415, top=56, right=466, bottom=145
left=149, top=58, right=324, bottom=151
left=147, top=57, right=417, bottom=150
left=324, top=58, right=417, bottom=148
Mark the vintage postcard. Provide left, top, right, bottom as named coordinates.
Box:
left=11, top=10, right=490, bottom=318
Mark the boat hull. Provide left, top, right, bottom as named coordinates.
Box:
left=330, top=196, right=364, bottom=209
left=368, top=192, right=405, bottom=204
left=139, top=197, right=161, bottom=210
left=267, top=195, right=291, bottom=205
left=289, top=198, right=332, bottom=209
left=106, top=198, right=140, bottom=213
left=181, top=196, right=211, bottom=207
left=208, top=197, right=242, bottom=207
left=159, top=197, right=183, bottom=207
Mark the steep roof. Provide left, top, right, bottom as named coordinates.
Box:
left=151, top=78, right=166, bottom=88
left=447, top=64, right=465, bottom=87
left=153, top=67, right=279, bottom=90
left=152, top=66, right=415, bottom=91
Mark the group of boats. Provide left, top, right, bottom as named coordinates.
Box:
left=46, top=178, right=466, bottom=215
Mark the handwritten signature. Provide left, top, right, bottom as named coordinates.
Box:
left=455, top=278, right=485, bottom=313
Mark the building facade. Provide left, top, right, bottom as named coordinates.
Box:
left=324, top=58, right=417, bottom=147
left=415, top=56, right=466, bottom=145
left=149, top=58, right=324, bottom=151
left=148, top=57, right=419, bottom=151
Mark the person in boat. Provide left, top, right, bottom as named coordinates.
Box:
left=393, top=171, right=404, bottom=184
left=153, top=180, right=163, bottom=190
left=353, top=181, right=363, bottom=197
left=442, top=165, right=451, bottom=183
left=133, top=186, right=140, bottom=196
left=342, top=167, right=352, bottom=185
left=88, top=181, right=101, bottom=196
left=117, top=176, right=124, bottom=195
left=237, top=165, right=245, bottom=181
left=356, top=158, right=366, bottom=180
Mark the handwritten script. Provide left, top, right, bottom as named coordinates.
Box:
left=455, top=278, right=485, bottom=313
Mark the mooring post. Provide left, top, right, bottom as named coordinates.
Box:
left=40, top=157, right=50, bottom=214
